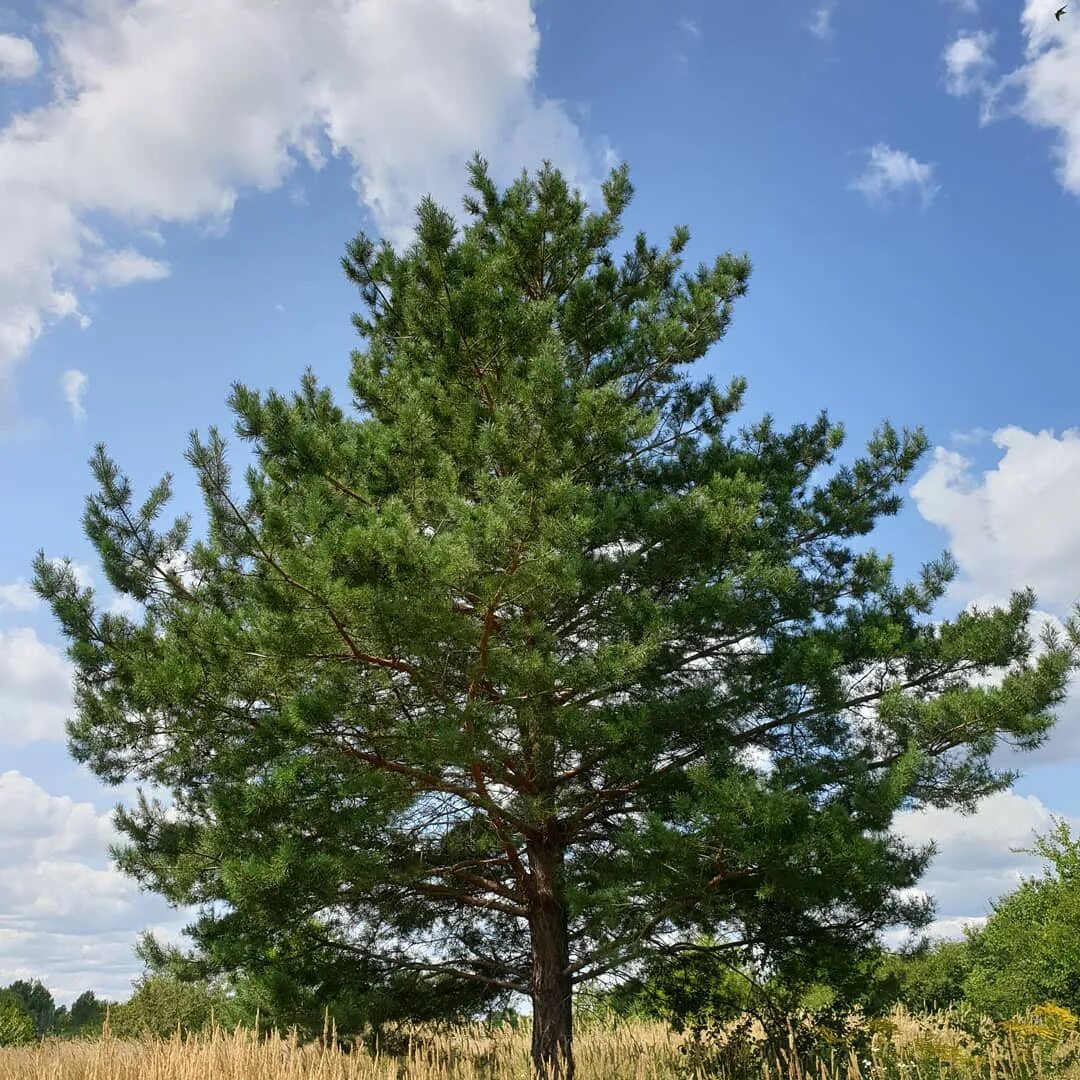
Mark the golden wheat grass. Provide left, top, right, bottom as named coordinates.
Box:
left=0, top=1019, right=686, bottom=1080
left=6, top=1008, right=1080, bottom=1080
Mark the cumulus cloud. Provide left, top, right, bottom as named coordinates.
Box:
left=0, top=772, right=114, bottom=865
left=0, top=772, right=185, bottom=1003
left=0, top=579, right=38, bottom=613
left=850, top=144, right=939, bottom=207
left=0, top=34, right=39, bottom=80
left=947, top=3, right=1080, bottom=196
left=59, top=368, right=88, bottom=422
left=912, top=427, right=1080, bottom=613
left=1007, top=1, right=1080, bottom=193
left=89, top=248, right=170, bottom=289
left=906, top=429, right=1080, bottom=907
left=0, top=627, right=73, bottom=744
left=911, top=426, right=1080, bottom=763
left=0, top=0, right=601, bottom=410
left=944, top=31, right=996, bottom=98
left=894, top=790, right=1077, bottom=936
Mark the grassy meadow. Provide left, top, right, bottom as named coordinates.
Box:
left=3, top=1006, right=1080, bottom=1080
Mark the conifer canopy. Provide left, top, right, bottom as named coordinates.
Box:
left=36, top=159, right=1078, bottom=1078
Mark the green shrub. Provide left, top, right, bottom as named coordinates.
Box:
left=963, top=820, right=1080, bottom=1018
left=107, top=974, right=228, bottom=1039
left=0, top=997, right=35, bottom=1047
left=877, top=940, right=973, bottom=1012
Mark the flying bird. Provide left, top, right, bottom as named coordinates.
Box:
left=1056, top=5, right=1067, bottom=20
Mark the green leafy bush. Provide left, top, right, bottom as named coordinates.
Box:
left=107, top=974, right=229, bottom=1039
left=0, top=997, right=35, bottom=1047
left=877, top=940, right=974, bottom=1012
left=964, top=820, right=1080, bottom=1018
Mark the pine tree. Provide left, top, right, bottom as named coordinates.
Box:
left=36, top=160, right=1077, bottom=1078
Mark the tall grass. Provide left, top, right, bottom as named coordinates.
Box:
left=3, top=1007, right=1080, bottom=1080
left=0, top=1017, right=683, bottom=1079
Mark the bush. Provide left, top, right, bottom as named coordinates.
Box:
left=0, top=997, right=35, bottom=1047
left=0, top=980, right=56, bottom=1037
left=107, top=974, right=229, bottom=1039
left=878, top=940, right=973, bottom=1012
left=963, top=820, right=1080, bottom=1018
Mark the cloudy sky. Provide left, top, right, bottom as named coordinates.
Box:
left=2, top=0, right=1080, bottom=1003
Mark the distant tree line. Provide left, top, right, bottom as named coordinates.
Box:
left=0, top=968, right=505, bottom=1048
left=0, top=981, right=110, bottom=1045
left=0, top=974, right=245, bottom=1047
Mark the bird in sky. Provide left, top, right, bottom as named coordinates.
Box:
left=1056, top=5, right=1067, bottom=20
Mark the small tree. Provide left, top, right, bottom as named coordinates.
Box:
left=964, top=819, right=1080, bottom=1017
left=108, top=974, right=227, bottom=1039
left=883, top=939, right=973, bottom=1012
left=0, top=994, right=35, bottom=1047
left=37, top=160, right=1077, bottom=1078
left=68, top=990, right=108, bottom=1035
left=0, top=993, right=34, bottom=1045
left=3, top=980, right=56, bottom=1037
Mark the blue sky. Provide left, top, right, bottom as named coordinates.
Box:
left=2, top=0, right=1080, bottom=1000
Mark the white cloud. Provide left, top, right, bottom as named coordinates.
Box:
left=808, top=2, right=836, bottom=40
left=677, top=16, right=700, bottom=38
left=60, top=368, right=88, bottom=422
left=895, top=790, right=1077, bottom=935
left=0, top=627, right=73, bottom=744
left=1009, top=1, right=1080, bottom=193
left=911, top=428, right=1080, bottom=762
left=0, top=34, right=39, bottom=80
left=912, top=427, right=1080, bottom=612
left=89, top=248, right=170, bottom=289
left=0, top=0, right=600, bottom=410
left=944, top=31, right=995, bottom=98
left=0, top=771, right=114, bottom=864
left=948, top=3, right=1080, bottom=196
left=0, top=771, right=185, bottom=1003
left=850, top=144, right=939, bottom=207
left=0, top=579, right=38, bottom=613
left=0, top=925, right=184, bottom=1006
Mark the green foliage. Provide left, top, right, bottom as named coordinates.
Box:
left=35, top=158, right=1080, bottom=1064
left=964, top=819, right=1080, bottom=1018
left=107, top=974, right=229, bottom=1040
left=0, top=994, right=36, bottom=1047
left=67, top=990, right=108, bottom=1034
left=1, top=979, right=56, bottom=1037
left=591, top=942, right=754, bottom=1028
left=137, top=923, right=505, bottom=1040
left=876, top=940, right=974, bottom=1012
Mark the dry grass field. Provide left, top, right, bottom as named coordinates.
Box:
left=3, top=1007, right=1080, bottom=1080
left=0, top=1018, right=682, bottom=1080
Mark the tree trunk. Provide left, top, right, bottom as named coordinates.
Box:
left=527, top=839, right=574, bottom=1080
